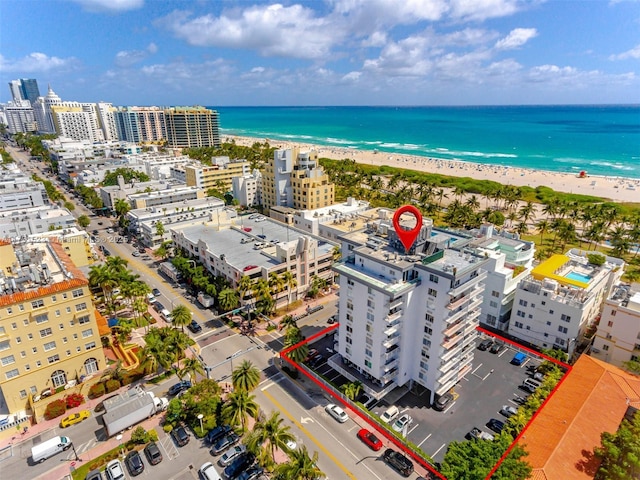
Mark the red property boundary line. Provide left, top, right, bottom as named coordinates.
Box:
left=280, top=323, right=572, bottom=480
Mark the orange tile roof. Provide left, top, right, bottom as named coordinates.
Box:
left=0, top=239, right=11, bottom=246
left=519, top=355, right=640, bottom=480
left=94, top=309, right=111, bottom=337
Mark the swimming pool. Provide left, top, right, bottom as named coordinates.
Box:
left=565, top=271, right=592, bottom=283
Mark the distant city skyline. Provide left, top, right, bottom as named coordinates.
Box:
left=1, top=0, right=639, bottom=106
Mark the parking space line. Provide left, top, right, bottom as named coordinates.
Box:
left=417, top=433, right=432, bottom=448
left=431, top=443, right=447, bottom=458
left=442, top=401, right=456, bottom=413
left=407, top=423, right=419, bottom=436
left=348, top=425, right=358, bottom=432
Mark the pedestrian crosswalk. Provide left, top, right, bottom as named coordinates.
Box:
left=63, top=439, right=97, bottom=460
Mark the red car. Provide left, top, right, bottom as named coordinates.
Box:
left=357, top=428, right=383, bottom=451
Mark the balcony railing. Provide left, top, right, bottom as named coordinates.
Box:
left=385, top=311, right=402, bottom=323
left=382, top=368, right=399, bottom=384
left=443, top=320, right=466, bottom=338
left=384, top=322, right=400, bottom=337
left=447, top=294, right=470, bottom=310
left=383, top=334, right=400, bottom=349
left=441, top=343, right=463, bottom=362
left=384, top=357, right=399, bottom=371
left=449, top=271, right=487, bottom=296
left=389, top=298, right=404, bottom=310
left=443, top=333, right=463, bottom=350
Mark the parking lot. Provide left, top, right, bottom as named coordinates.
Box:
left=304, top=332, right=544, bottom=464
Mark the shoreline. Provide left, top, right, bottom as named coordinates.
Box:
left=225, top=135, right=640, bottom=204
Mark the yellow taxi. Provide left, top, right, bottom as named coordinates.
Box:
left=60, top=410, right=90, bottom=428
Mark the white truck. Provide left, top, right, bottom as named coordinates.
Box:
left=197, top=292, right=214, bottom=308
left=102, top=387, right=168, bottom=437
left=31, top=435, right=72, bottom=463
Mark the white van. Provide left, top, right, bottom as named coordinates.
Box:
left=380, top=405, right=400, bottom=424
left=160, top=309, right=172, bottom=321
left=522, top=378, right=541, bottom=393
left=31, top=435, right=72, bottom=463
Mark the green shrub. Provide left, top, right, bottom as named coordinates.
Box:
left=44, top=399, right=66, bottom=420
left=131, top=426, right=149, bottom=444
left=105, top=379, right=121, bottom=393
left=163, top=424, right=173, bottom=433
left=88, top=383, right=105, bottom=399
left=148, top=429, right=159, bottom=442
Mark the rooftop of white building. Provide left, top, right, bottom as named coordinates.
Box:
left=127, top=185, right=202, bottom=202
left=128, top=196, right=225, bottom=221
left=294, top=197, right=370, bottom=222
left=0, top=205, right=73, bottom=222
left=607, top=284, right=640, bottom=311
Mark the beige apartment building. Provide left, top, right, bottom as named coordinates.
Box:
left=262, top=148, right=334, bottom=213
left=184, top=158, right=250, bottom=193
left=164, top=106, right=221, bottom=149
left=0, top=239, right=106, bottom=415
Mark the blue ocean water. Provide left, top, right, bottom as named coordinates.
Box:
left=212, top=105, right=640, bottom=179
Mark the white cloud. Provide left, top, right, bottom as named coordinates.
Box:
left=0, top=52, right=78, bottom=73
left=341, top=71, right=362, bottom=82
left=158, top=5, right=342, bottom=60
left=114, top=43, right=158, bottom=67
left=362, top=31, right=388, bottom=48
left=609, top=44, right=640, bottom=60
left=70, top=0, right=144, bottom=13
left=449, top=0, right=523, bottom=21
left=363, top=34, right=434, bottom=77
left=495, top=28, right=537, bottom=50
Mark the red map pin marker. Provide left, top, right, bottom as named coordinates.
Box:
left=393, top=205, right=423, bottom=252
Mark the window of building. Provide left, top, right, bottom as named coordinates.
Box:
left=517, top=310, right=525, bottom=318
left=85, top=342, right=96, bottom=350
left=77, top=315, right=91, bottom=325
left=55, top=310, right=60, bottom=317
left=425, top=313, right=434, bottom=323
left=345, top=336, right=352, bottom=344
left=514, top=321, right=523, bottom=329
left=558, top=326, right=568, bottom=334
left=366, top=312, right=374, bottom=321
left=541, top=301, right=546, bottom=305
left=423, top=339, right=431, bottom=348
left=43, top=341, right=56, bottom=351
left=51, top=369, right=66, bottom=387
left=36, top=360, right=41, bottom=367
left=365, top=348, right=372, bottom=357
left=35, top=313, right=48, bottom=324
left=602, top=344, right=609, bottom=351
left=1, top=355, right=16, bottom=366
left=51, top=295, right=57, bottom=302
left=561, top=314, right=571, bottom=322
left=549, top=309, right=554, bottom=314
left=20, top=351, right=26, bottom=358
left=84, top=358, right=99, bottom=374
left=72, top=289, right=84, bottom=298
left=346, top=325, right=352, bottom=334
left=28, top=333, right=33, bottom=340
left=48, top=354, right=60, bottom=364
left=59, top=323, right=64, bottom=330
left=75, top=303, right=87, bottom=312
left=366, top=336, right=373, bottom=346
left=421, top=349, right=430, bottom=359
left=31, top=299, right=44, bottom=309
left=491, top=290, right=499, bottom=298
left=364, top=360, right=372, bottom=368
left=428, top=288, right=437, bottom=297
left=420, top=361, right=429, bottom=371
left=424, top=326, right=433, bottom=335
left=6, top=307, right=12, bottom=315
left=489, top=301, right=498, bottom=308
left=611, top=310, right=616, bottom=316
left=367, top=299, right=375, bottom=308
left=5, top=368, right=19, bottom=379
left=81, top=329, right=93, bottom=338
left=11, top=322, right=17, bottom=329
left=608, top=321, right=614, bottom=327
left=19, top=304, right=25, bottom=311
left=40, top=328, right=53, bottom=338
left=345, top=346, right=351, bottom=355
left=66, top=307, right=71, bottom=313
left=519, top=299, right=528, bottom=307
left=0, top=340, right=8, bottom=351
left=429, top=274, right=439, bottom=283
left=23, top=319, right=28, bottom=326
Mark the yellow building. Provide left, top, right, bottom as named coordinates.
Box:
left=0, top=239, right=106, bottom=415
left=262, top=148, right=334, bottom=212
left=184, top=159, right=250, bottom=193
left=164, top=106, right=220, bottom=148
left=29, top=227, right=97, bottom=267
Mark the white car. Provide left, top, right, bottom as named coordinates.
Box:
left=218, top=444, right=247, bottom=467
left=200, top=462, right=222, bottom=480
left=105, top=459, right=125, bottom=480
left=392, top=413, right=412, bottom=433
left=380, top=405, right=399, bottom=424
left=285, top=439, right=297, bottom=451
left=325, top=403, right=348, bottom=423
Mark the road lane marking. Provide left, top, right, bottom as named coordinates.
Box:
left=262, top=390, right=357, bottom=480
left=417, top=433, right=432, bottom=448
left=431, top=443, right=447, bottom=458
left=407, top=423, right=419, bottom=436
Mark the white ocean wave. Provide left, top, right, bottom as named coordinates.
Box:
left=325, top=137, right=353, bottom=144
left=380, top=143, right=402, bottom=148
left=588, top=160, right=635, bottom=171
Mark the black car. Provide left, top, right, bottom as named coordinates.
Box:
left=152, top=288, right=161, bottom=296
left=487, top=418, right=505, bottom=434
left=187, top=320, right=202, bottom=333
left=308, top=354, right=325, bottom=368
left=490, top=341, right=507, bottom=354
left=124, top=450, right=144, bottom=476
left=211, top=432, right=240, bottom=455
left=86, top=469, right=103, bottom=480
left=152, top=302, right=166, bottom=313
left=237, top=465, right=264, bottom=480
left=223, top=453, right=255, bottom=480
left=433, top=392, right=454, bottom=411
left=382, top=448, right=414, bottom=477
left=168, top=380, right=191, bottom=396
left=477, top=338, right=494, bottom=351
left=144, top=441, right=163, bottom=465
left=171, top=425, right=190, bottom=447
left=205, top=424, right=233, bottom=445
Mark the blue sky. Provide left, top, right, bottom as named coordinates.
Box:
left=1, top=0, right=639, bottom=106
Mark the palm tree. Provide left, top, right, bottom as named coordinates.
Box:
left=273, top=445, right=324, bottom=480
left=218, top=288, right=239, bottom=312
left=536, top=219, right=550, bottom=244
left=282, top=270, right=297, bottom=309
left=232, top=360, right=261, bottom=393
left=268, top=272, right=285, bottom=298
left=170, top=304, right=192, bottom=332
left=435, top=188, right=448, bottom=209
left=340, top=381, right=362, bottom=401
left=179, top=357, right=205, bottom=384
left=279, top=314, right=298, bottom=331
left=283, top=326, right=308, bottom=364
left=238, top=275, right=253, bottom=304
left=246, top=411, right=295, bottom=469
left=465, top=195, right=480, bottom=212
left=222, top=390, right=259, bottom=432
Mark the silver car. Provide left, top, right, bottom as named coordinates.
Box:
left=325, top=403, right=348, bottom=423
left=218, top=444, right=247, bottom=467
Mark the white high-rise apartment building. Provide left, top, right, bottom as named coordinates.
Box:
left=51, top=103, right=104, bottom=142
left=32, top=85, right=62, bottom=134
left=510, top=250, right=624, bottom=356
left=4, top=100, right=36, bottom=134
left=95, top=102, right=119, bottom=141
left=591, top=284, right=640, bottom=368
left=332, top=209, right=487, bottom=404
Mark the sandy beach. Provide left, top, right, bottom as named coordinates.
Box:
left=226, top=135, right=639, bottom=204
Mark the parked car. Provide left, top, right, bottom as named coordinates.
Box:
left=500, top=405, right=518, bottom=418
left=60, top=410, right=90, bottom=428
left=308, top=354, right=325, bottom=368
left=468, top=427, right=495, bottom=441
left=188, top=319, right=202, bottom=333
left=305, top=348, right=320, bottom=363
left=144, top=441, right=163, bottom=465
left=205, top=424, right=233, bottom=445
left=171, top=425, right=190, bottom=447
left=487, top=418, right=505, bottom=434
left=357, top=428, right=383, bottom=451
left=223, top=453, right=255, bottom=480
left=382, top=448, right=414, bottom=477
left=511, top=352, right=527, bottom=365
left=152, top=302, right=166, bottom=313
left=356, top=392, right=377, bottom=410
left=490, top=341, right=507, bottom=354
left=392, top=413, right=412, bottom=433
left=433, top=392, right=454, bottom=411
left=478, top=338, right=494, bottom=351
left=168, top=380, right=192, bottom=396
left=152, top=288, right=161, bottom=296
left=124, top=450, right=145, bottom=476
left=200, top=462, right=222, bottom=480
left=219, top=444, right=247, bottom=467
left=325, top=403, right=348, bottom=423
left=380, top=405, right=400, bottom=424
left=132, top=250, right=141, bottom=257
left=105, top=459, right=126, bottom=480
left=211, top=432, right=240, bottom=455
left=86, top=469, right=103, bottom=480
left=237, top=465, right=264, bottom=480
